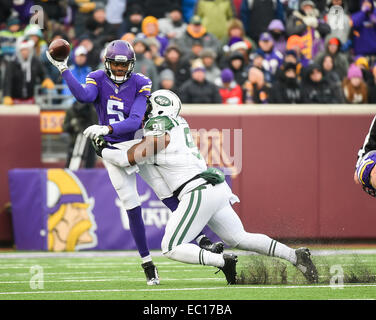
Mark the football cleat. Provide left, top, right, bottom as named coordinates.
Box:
left=141, top=261, right=160, bottom=286
left=294, top=247, right=319, bottom=284
left=199, top=236, right=224, bottom=254
left=91, top=135, right=107, bottom=157
left=216, top=253, right=238, bottom=285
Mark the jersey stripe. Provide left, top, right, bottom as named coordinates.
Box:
left=86, top=80, right=97, bottom=86
left=177, top=190, right=202, bottom=247
left=168, top=192, right=195, bottom=251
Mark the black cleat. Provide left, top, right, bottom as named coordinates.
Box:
left=294, top=247, right=319, bottom=284
left=217, top=253, right=238, bottom=285
left=199, top=236, right=224, bottom=254
left=91, top=135, right=107, bottom=157
left=141, top=261, right=160, bottom=286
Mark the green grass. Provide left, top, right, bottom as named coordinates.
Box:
left=0, top=250, right=376, bottom=300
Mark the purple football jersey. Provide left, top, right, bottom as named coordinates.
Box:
left=85, top=70, right=152, bottom=144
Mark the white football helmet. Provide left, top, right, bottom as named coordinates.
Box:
left=147, top=90, right=182, bottom=119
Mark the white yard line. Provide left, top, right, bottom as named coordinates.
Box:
left=1, top=283, right=376, bottom=296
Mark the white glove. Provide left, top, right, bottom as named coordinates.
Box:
left=46, top=50, right=69, bottom=73
left=83, top=125, right=110, bottom=139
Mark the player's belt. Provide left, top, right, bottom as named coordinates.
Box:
left=173, top=174, right=206, bottom=199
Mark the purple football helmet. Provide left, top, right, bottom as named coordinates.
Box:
left=104, top=40, right=136, bottom=83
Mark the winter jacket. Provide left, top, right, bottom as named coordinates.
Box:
left=195, top=0, right=235, bottom=40
left=179, top=78, right=222, bottom=103
left=3, top=55, right=47, bottom=99
left=269, top=76, right=302, bottom=104
left=351, top=1, right=376, bottom=56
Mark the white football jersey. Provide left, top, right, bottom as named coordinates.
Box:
left=144, top=115, right=207, bottom=193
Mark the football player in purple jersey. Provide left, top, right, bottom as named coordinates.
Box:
left=47, top=40, right=222, bottom=285
left=47, top=40, right=162, bottom=285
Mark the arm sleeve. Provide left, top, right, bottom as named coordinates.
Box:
left=110, top=95, right=147, bottom=136
left=61, top=69, right=98, bottom=103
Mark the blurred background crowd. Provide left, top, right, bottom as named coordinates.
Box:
left=1, top=0, right=376, bottom=107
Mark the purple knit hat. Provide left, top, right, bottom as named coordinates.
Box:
left=221, top=68, right=234, bottom=83
left=347, top=64, right=363, bottom=79
left=268, top=19, right=285, bottom=31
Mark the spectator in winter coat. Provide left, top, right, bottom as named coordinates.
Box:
left=141, top=16, right=169, bottom=56
left=351, top=0, right=376, bottom=57
left=255, top=32, right=284, bottom=77
left=173, top=15, right=221, bottom=60
left=320, top=54, right=344, bottom=101
left=2, top=39, right=54, bottom=105
left=84, top=3, right=117, bottom=47
left=195, top=0, right=236, bottom=41
left=215, top=68, right=243, bottom=104
left=158, top=5, right=187, bottom=40
left=286, top=35, right=311, bottom=68
left=120, top=4, right=144, bottom=36
left=354, top=56, right=373, bottom=85
left=314, top=36, right=349, bottom=80
left=342, top=63, right=368, bottom=104
left=267, top=19, right=287, bottom=55
left=0, top=16, right=24, bottom=63
left=179, top=63, right=222, bottom=103
left=159, top=68, right=178, bottom=93
left=200, top=48, right=221, bottom=84
left=158, top=44, right=192, bottom=88
left=286, top=0, right=331, bottom=60
left=227, top=50, right=249, bottom=86
left=132, top=37, right=160, bottom=90
left=269, top=62, right=303, bottom=104
left=243, top=66, right=270, bottom=104
left=240, top=0, right=285, bottom=42
left=301, top=63, right=342, bottom=103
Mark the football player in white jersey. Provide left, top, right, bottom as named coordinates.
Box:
left=92, top=90, right=319, bottom=284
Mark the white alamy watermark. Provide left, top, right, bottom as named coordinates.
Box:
left=327, top=5, right=345, bottom=31
left=29, top=265, right=44, bottom=290
left=29, top=5, right=44, bottom=29
left=330, top=264, right=344, bottom=289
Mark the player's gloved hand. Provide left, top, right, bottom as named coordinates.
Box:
left=3, top=96, right=13, bottom=105
left=83, top=125, right=110, bottom=139
left=41, top=78, right=55, bottom=89
left=46, top=50, right=69, bottom=73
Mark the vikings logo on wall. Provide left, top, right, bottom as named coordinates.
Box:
left=46, top=169, right=98, bottom=251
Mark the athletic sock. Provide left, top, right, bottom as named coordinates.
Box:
left=236, top=233, right=296, bottom=264
left=141, top=255, right=152, bottom=264
left=127, top=206, right=150, bottom=258
left=164, top=243, right=225, bottom=267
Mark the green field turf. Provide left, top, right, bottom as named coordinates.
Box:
left=0, top=249, right=376, bottom=300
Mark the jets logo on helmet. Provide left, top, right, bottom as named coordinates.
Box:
left=147, top=90, right=182, bottom=119
left=154, top=95, right=172, bottom=106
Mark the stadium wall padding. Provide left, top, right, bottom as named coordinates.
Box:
left=0, top=106, right=41, bottom=242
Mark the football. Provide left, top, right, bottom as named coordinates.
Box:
left=48, top=39, right=70, bottom=61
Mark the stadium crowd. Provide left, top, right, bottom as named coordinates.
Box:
left=1, top=0, right=376, bottom=106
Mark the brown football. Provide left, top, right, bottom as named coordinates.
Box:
left=48, top=39, right=70, bottom=61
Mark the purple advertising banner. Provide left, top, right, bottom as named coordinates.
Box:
left=8, top=168, right=223, bottom=251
